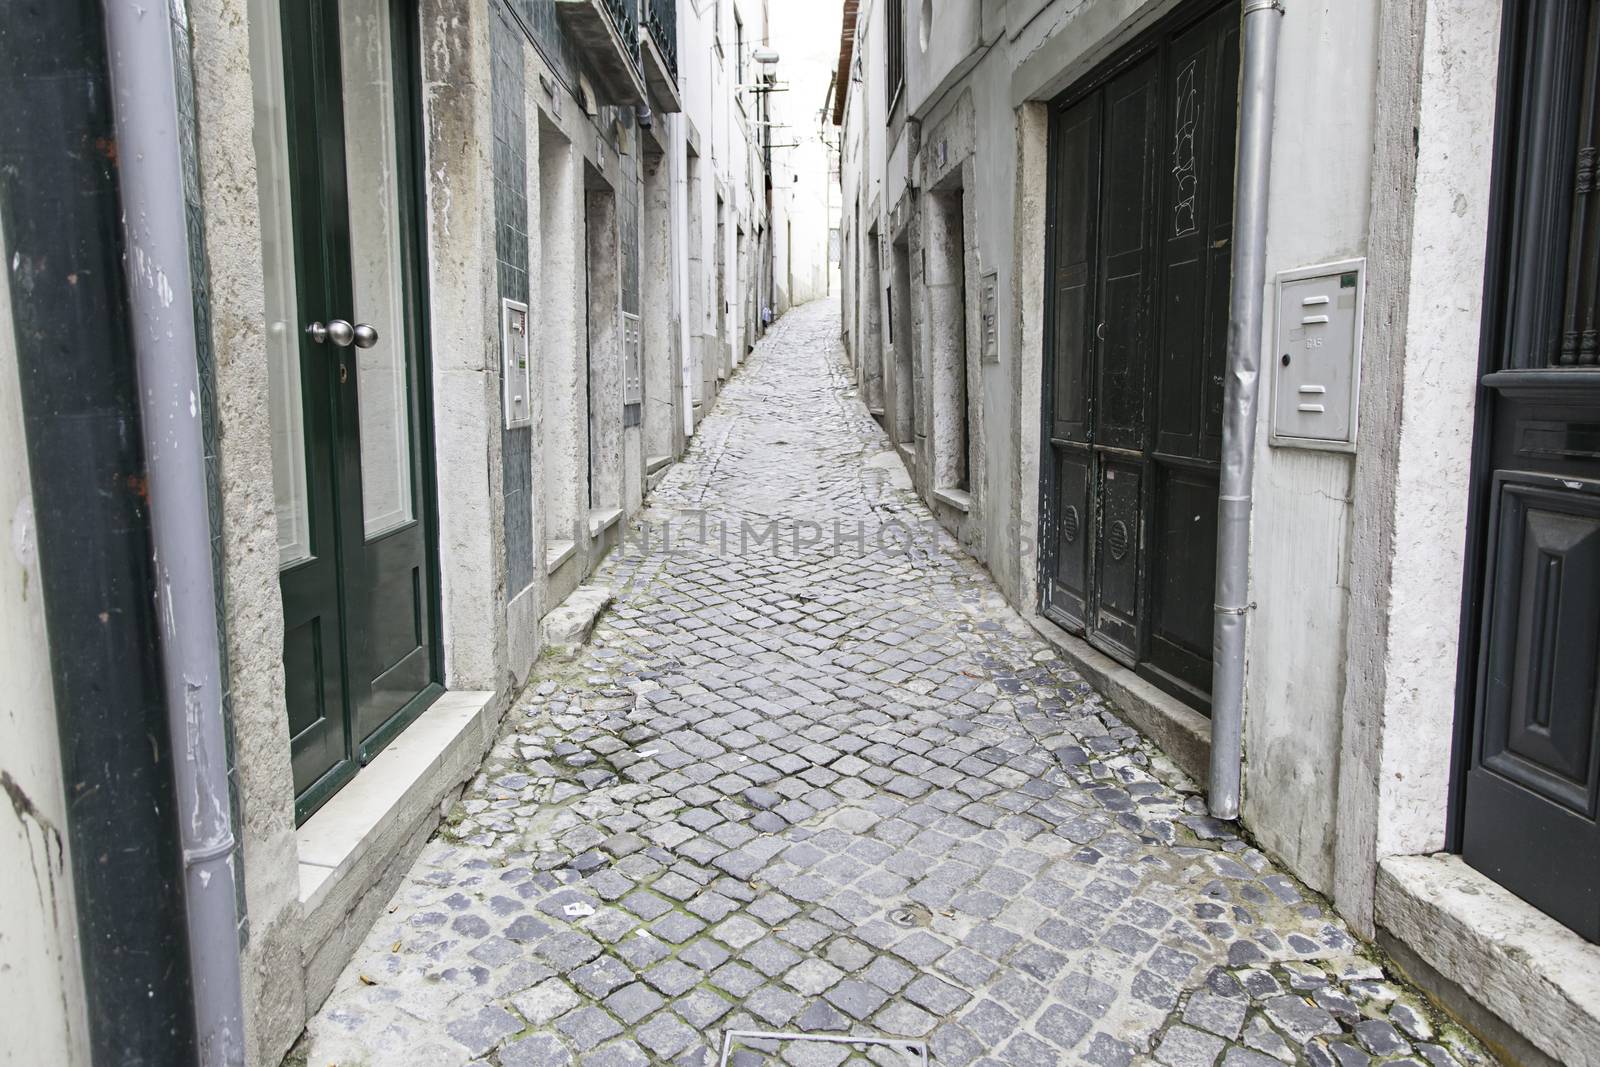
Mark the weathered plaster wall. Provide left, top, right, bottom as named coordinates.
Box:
left=1335, top=0, right=1500, bottom=933
left=642, top=149, right=677, bottom=464
left=1241, top=0, right=1380, bottom=895
left=0, top=218, right=91, bottom=1067
left=423, top=0, right=509, bottom=693
left=1009, top=101, right=1050, bottom=613
left=539, top=116, right=584, bottom=552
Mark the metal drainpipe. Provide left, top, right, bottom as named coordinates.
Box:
left=1209, top=0, right=1285, bottom=821
left=0, top=2, right=199, bottom=1062
left=102, top=2, right=247, bottom=1063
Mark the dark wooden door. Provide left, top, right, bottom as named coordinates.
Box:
left=1041, top=0, right=1239, bottom=710
left=277, top=0, right=442, bottom=822
left=1456, top=0, right=1600, bottom=941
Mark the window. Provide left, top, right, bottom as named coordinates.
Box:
left=886, top=0, right=904, bottom=105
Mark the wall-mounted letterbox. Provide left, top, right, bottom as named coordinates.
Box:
left=502, top=298, right=532, bottom=430
left=1270, top=259, right=1364, bottom=452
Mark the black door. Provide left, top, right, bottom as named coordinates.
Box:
left=1455, top=0, right=1600, bottom=941
left=1040, top=0, right=1239, bottom=711
left=275, top=0, right=442, bottom=822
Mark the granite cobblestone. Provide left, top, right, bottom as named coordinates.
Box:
left=296, top=302, right=1493, bottom=1067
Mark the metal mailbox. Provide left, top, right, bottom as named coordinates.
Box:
left=1270, top=259, right=1365, bottom=452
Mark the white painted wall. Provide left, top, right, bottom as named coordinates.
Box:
left=1241, top=0, right=1379, bottom=894
left=0, top=219, right=91, bottom=1067
left=678, top=0, right=771, bottom=388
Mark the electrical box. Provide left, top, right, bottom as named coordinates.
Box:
left=623, top=312, right=643, bottom=407
left=1270, top=259, right=1364, bottom=452
left=501, top=298, right=532, bottom=430
left=980, top=272, right=999, bottom=364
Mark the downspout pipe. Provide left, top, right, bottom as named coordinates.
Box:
left=102, top=2, right=248, bottom=1063
left=0, top=2, right=199, bottom=1062
left=1209, top=0, right=1285, bottom=821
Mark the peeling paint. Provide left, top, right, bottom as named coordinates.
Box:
left=10, top=496, right=36, bottom=569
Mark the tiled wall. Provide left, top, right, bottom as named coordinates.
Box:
left=492, top=1, right=536, bottom=598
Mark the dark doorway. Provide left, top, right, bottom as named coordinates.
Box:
left=1454, top=0, right=1600, bottom=942
left=1039, top=0, right=1239, bottom=712
left=268, top=0, right=443, bottom=822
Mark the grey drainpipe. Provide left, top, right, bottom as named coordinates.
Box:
left=103, top=2, right=247, bottom=1063
left=1209, top=0, right=1285, bottom=821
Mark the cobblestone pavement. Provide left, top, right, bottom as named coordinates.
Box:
left=297, top=299, right=1494, bottom=1067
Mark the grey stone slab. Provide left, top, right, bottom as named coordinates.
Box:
left=604, top=981, right=664, bottom=1024
left=673, top=988, right=733, bottom=1029
left=500, top=1034, right=574, bottom=1067
left=446, top=1005, right=523, bottom=1057
left=510, top=977, right=582, bottom=1026
left=555, top=1006, right=622, bottom=1052
left=1155, top=1025, right=1226, bottom=1067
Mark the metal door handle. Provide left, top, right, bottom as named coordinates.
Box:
left=1096, top=322, right=1107, bottom=341
left=352, top=323, right=379, bottom=349
left=306, top=319, right=356, bottom=347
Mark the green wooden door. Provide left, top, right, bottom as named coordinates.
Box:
left=268, top=0, right=441, bottom=822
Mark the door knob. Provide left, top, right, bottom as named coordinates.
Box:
left=352, top=323, right=379, bottom=349
left=306, top=319, right=356, bottom=347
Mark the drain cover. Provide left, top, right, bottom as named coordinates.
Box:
left=718, top=1030, right=928, bottom=1066
left=887, top=905, right=930, bottom=928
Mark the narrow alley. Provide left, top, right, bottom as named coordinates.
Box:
left=297, top=301, right=1490, bottom=1067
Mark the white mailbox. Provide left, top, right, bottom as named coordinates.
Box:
left=1270, top=259, right=1364, bottom=452
left=502, top=298, right=532, bottom=430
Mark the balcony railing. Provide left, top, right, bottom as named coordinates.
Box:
left=636, top=0, right=681, bottom=112
left=554, top=0, right=647, bottom=105
left=644, top=0, right=677, bottom=81
left=604, top=0, right=641, bottom=67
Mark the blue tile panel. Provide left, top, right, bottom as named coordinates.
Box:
left=492, top=1, right=536, bottom=599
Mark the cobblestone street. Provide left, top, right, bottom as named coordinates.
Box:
left=297, top=300, right=1493, bottom=1067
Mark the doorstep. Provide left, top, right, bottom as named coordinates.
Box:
left=931, top=487, right=972, bottom=514
left=1376, top=853, right=1600, bottom=1067
left=646, top=454, right=672, bottom=475
left=296, top=689, right=498, bottom=998
left=1027, top=612, right=1211, bottom=786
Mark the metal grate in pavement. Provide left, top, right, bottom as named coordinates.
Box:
left=718, top=1030, right=928, bottom=1066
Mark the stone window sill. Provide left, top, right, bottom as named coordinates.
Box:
left=932, top=487, right=972, bottom=513
left=545, top=538, right=577, bottom=575
left=587, top=507, right=624, bottom=538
